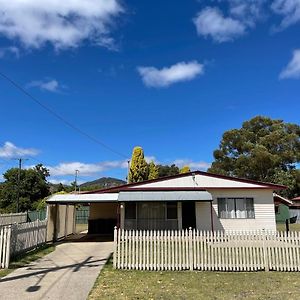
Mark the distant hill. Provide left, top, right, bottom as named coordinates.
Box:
left=80, top=177, right=126, bottom=191
left=49, top=177, right=126, bottom=193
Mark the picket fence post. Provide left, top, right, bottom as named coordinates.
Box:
left=113, top=226, right=117, bottom=269
left=188, top=227, right=193, bottom=270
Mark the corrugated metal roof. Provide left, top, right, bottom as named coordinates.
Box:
left=118, top=191, right=212, bottom=202
left=46, top=193, right=119, bottom=203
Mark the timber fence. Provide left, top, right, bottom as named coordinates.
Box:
left=0, top=212, right=27, bottom=226
left=0, top=219, right=47, bottom=269
left=113, top=228, right=300, bottom=272
left=0, top=210, right=47, bottom=226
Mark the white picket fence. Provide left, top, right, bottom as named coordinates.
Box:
left=0, top=226, right=11, bottom=268
left=0, top=212, right=27, bottom=226
left=0, top=219, right=47, bottom=269
left=113, top=228, right=300, bottom=272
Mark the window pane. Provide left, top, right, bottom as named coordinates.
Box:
left=218, top=198, right=226, bottom=218
left=167, top=202, right=177, bottom=219
left=235, top=198, right=246, bottom=218
left=227, top=198, right=235, bottom=219
left=246, top=198, right=255, bottom=218
left=125, top=202, right=136, bottom=219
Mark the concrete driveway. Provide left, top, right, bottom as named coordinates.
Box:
left=0, top=241, right=113, bottom=300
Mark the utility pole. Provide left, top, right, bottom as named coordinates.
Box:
left=14, top=158, right=28, bottom=213
left=74, top=170, right=79, bottom=193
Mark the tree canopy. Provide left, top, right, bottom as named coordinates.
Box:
left=0, top=164, right=50, bottom=212
left=180, top=166, right=191, bottom=174
left=157, top=164, right=180, bottom=178
left=148, top=161, right=159, bottom=180
left=208, top=116, right=300, bottom=198
left=128, top=146, right=149, bottom=183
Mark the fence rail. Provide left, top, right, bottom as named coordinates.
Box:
left=113, top=228, right=300, bottom=272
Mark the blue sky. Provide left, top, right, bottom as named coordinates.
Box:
left=0, top=0, right=299, bottom=184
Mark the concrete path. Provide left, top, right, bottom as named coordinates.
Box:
left=0, top=241, right=113, bottom=300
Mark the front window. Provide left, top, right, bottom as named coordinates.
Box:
left=124, top=202, right=178, bottom=230
left=218, top=197, right=255, bottom=219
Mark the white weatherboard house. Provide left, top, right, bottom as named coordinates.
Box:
left=47, top=171, right=286, bottom=237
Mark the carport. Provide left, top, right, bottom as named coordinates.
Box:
left=46, top=193, right=119, bottom=241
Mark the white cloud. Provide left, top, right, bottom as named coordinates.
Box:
left=280, top=49, right=300, bottom=79
left=48, top=178, right=72, bottom=185
left=272, top=0, right=300, bottom=29
left=137, top=61, right=204, bottom=88
left=27, top=79, right=65, bottom=93
left=193, top=7, right=246, bottom=42
left=173, top=159, right=211, bottom=171
left=0, top=0, right=123, bottom=50
left=47, top=160, right=128, bottom=176
left=0, top=142, right=39, bottom=158
left=0, top=46, right=19, bottom=58
left=228, top=0, right=266, bottom=26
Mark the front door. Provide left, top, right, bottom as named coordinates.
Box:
left=182, top=201, right=196, bottom=229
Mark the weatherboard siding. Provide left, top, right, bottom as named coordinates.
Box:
left=209, top=189, right=276, bottom=232
left=132, top=174, right=263, bottom=188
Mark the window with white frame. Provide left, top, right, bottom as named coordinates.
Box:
left=217, top=197, right=255, bottom=219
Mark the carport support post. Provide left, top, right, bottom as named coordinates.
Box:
left=64, top=204, right=69, bottom=238
left=53, top=203, right=59, bottom=242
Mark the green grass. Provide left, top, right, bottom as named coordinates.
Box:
left=276, top=223, right=300, bottom=232
left=0, top=244, right=55, bottom=279
left=89, top=257, right=300, bottom=300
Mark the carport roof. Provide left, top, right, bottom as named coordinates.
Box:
left=46, top=193, right=119, bottom=204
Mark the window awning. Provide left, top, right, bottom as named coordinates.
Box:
left=118, top=191, right=212, bottom=202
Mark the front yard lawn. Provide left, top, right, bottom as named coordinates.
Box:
left=89, top=258, right=300, bottom=300
left=277, top=223, right=300, bottom=232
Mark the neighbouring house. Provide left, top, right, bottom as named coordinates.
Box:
left=273, top=193, right=293, bottom=223
left=46, top=171, right=286, bottom=239
left=289, top=196, right=300, bottom=224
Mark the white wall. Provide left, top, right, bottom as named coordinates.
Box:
left=89, top=203, right=118, bottom=220
left=206, top=189, right=276, bottom=232
left=195, top=202, right=212, bottom=231
left=133, top=174, right=263, bottom=188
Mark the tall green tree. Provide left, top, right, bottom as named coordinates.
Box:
left=157, top=164, right=180, bottom=177
left=180, top=166, right=191, bottom=174
left=208, top=116, right=300, bottom=198
left=128, top=146, right=149, bottom=183
left=0, top=164, right=50, bottom=212
left=148, top=161, right=159, bottom=180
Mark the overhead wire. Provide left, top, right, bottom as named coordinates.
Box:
left=0, top=71, right=128, bottom=159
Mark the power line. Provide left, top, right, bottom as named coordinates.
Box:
left=0, top=71, right=128, bottom=159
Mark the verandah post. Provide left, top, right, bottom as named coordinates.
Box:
left=113, top=226, right=117, bottom=269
